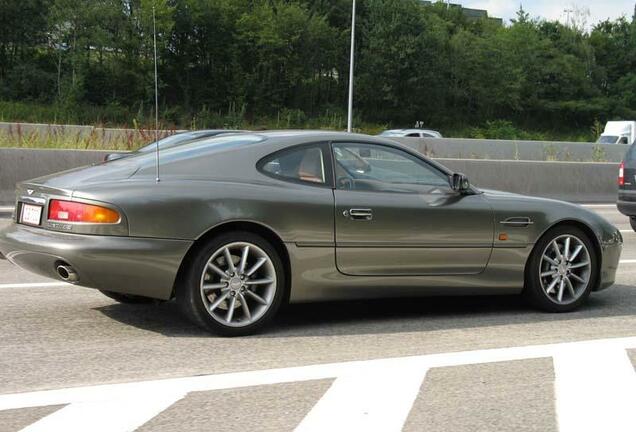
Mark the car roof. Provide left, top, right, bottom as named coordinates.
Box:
left=162, top=130, right=423, bottom=153
left=244, top=130, right=403, bottom=143
left=129, top=130, right=455, bottom=179
left=382, top=129, right=441, bottom=134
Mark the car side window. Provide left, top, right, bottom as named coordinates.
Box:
left=406, top=133, right=420, bottom=137
left=333, top=143, right=450, bottom=193
left=260, top=145, right=327, bottom=185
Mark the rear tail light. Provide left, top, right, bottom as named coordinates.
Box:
left=48, top=200, right=120, bottom=224
left=619, top=161, right=625, bottom=186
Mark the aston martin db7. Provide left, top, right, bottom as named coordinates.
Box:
left=0, top=131, right=623, bottom=335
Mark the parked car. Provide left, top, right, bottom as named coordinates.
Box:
left=617, top=141, right=636, bottom=230
left=597, top=121, right=635, bottom=145
left=0, top=132, right=622, bottom=336
left=379, top=129, right=443, bottom=138
left=104, top=129, right=247, bottom=161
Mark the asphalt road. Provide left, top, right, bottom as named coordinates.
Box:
left=0, top=205, right=634, bottom=432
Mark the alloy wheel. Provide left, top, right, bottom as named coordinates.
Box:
left=199, top=242, right=277, bottom=327
left=539, top=234, right=592, bottom=305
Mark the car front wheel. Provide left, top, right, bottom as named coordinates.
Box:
left=177, top=231, right=285, bottom=336
left=524, top=226, right=598, bottom=312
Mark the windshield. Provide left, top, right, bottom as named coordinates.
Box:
left=597, top=135, right=619, bottom=144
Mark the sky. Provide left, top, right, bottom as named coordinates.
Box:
left=454, top=0, right=635, bottom=27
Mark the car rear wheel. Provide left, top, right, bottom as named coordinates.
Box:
left=177, top=231, right=285, bottom=336
left=524, top=226, right=598, bottom=312
left=99, top=290, right=157, bottom=304
left=630, top=217, right=636, bottom=232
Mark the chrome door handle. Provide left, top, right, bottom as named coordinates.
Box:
left=344, top=208, right=373, bottom=221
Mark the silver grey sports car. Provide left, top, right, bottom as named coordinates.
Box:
left=0, top=131, right=623, bottom=336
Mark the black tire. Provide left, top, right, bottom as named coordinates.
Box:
left=630, top=217, right=636, bottom=232
left=523, top=225, right=598, bottom=313
left=99, top=290, right=158, bottom=304
left=176, top=231, right=286, bottom=337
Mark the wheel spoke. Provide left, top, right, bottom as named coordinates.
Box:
left=541, top=270, right=558, bottom=278
left=552, top=241, right=563, bottom=260
left=546, top=278, right=559, bottom=295
left=207, top=263, right=227, bottom=279
left=226, top=296, right=237, bottom=323
left=564, top=277, right=576, bottom=298
left=557, top=280, right=565, bottom=302
left=569, top=245, right=583, bottom=262
left=246, top=290, right=268, bottom=305
left=238, top=246, right=250, bottom=274
left=239, top=293, right=251, bottom=322
left=246, top=257, right=267, bottom=277
left=209, top=292, right=229, bottom=312
left=569, top=272, right=585, bottom=284
left=570, top=261, right=590, bottom=269
left=224, top=247, right=236, bottom=274
left=543, top=255, right=559, bottom=266
left=202, top=283, right=227, bottom=291
left=245, top=278, right=274, bottom=286
left=564, top=237, right=571, bottom=260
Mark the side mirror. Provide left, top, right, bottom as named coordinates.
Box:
left=451, top=173, right=471, bottom=193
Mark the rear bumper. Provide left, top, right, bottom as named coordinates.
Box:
left=617, top=199, right=636, bottom=217
left=0, top=222, right=193, bottom=300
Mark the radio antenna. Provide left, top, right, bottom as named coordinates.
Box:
left=152, top=5, right=160, bottom=183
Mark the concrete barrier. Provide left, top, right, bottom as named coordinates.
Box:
left=0, top=148, right=620, bottom=206
left=0, top=122, right=630, bottom=161
left=395, top=137, right=629, bottom=163
left=0, top=122, right=181, bottom=149
left=0, top=148, right=110, bottom=204
left=439, top=159, right=618, bottom=203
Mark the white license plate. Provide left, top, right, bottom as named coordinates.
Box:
left=20, top=204, right=43, bottom=226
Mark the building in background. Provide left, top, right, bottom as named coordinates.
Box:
left=421, top=1, right=503, bottom=26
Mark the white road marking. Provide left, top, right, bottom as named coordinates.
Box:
left=0, top=337, right=634, bottom=431
left=21, top=393, right=185, bottom=432
left=620, top=260, right=636, bottom=264
left=0, top=282, right=70, bottom=290
left=0, top=206, right=14, bottom=212
left=554, top=345, right=636, bottom=432
left=620, top=229, right=633, bottom=233
left=296, top=364, right=428, bottom=432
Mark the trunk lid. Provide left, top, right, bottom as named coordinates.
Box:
left=22, top=158, right=139, bottom=191
left=13, top=159, right=139, bottom=224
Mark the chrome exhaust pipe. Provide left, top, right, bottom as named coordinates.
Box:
left=56, top=264, right=79, bottom=283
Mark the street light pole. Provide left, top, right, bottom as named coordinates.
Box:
left=347, top=0, right=356, bottom=133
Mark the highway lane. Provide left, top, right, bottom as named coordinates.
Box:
left=0, top=205, right=634, bottom=431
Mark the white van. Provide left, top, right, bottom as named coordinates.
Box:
left=597, top=121, right=636, bottom=144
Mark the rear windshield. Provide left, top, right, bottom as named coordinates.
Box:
left=129, top=134, right=265, bottom=164
left=137, top=132, right=201, bottom=153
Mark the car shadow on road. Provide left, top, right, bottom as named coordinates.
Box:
left=94, top=283, right=636, bottom=338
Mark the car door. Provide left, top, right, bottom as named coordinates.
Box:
left=332, top=141, right=494, bottom=276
